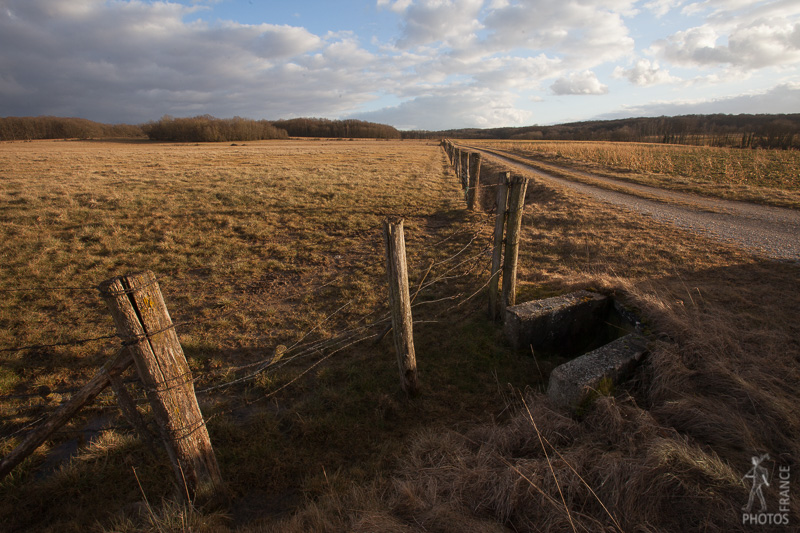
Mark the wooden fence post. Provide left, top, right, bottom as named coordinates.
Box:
left=454, top=148, right=462, bottom=180
left=99, top=271, right=224, bottom=503
left=460, top=151, right=470, bottom=191
left=382, top=219, right=419, bottom=396
left=501, top=176, right=529, bottom=316
left=489, top=171, right=511, bottom=320
left=467, top=152, right=482, bottom=211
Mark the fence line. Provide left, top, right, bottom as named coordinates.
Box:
left=0, top=142, right=525, bottom=491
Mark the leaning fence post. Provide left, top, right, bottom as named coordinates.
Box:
left=382, top=218, right=419, bottom=396
left=467, top=152, right=482, bottom=211
left=99, top=271, right=224, bottom=503
left=489, top=172, right=511, bottom=320
left=501, top=176, right=529, bottom=315
left=0, top=349, right=133, bottom=481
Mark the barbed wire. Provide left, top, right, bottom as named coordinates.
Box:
left=0, top=333, right=119, bottom=354
left=0, top=196, right=496, bottom=437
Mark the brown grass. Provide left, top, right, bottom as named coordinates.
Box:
left=0, top=139, right=540, bottom=531
left=472, top=139, right=800, bottom=208
left=1, top=139, right=799, bottom=531
left=263, top=154, right=800, bottom=532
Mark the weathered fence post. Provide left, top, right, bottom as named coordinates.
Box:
left=501, top=176, right=529, bottom=315
left=489, top=171, right=511, bottom=320
left=460, top=151, right=470, bottom=191
left=99, top=271, right=224, bottom=503
left=454, top=148, right=462, bottom=180
left=382, top=218, right=419, bottom=396
left=467, top=152, right=482, bottom=211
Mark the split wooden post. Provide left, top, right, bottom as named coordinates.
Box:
left=460, top=151, right=470, bottom=191
left=0, top=349, right=133, bottom=481
left=467, top=152, right=482, bottom=211
left=382, top=218, right=419, bottom=396
left=489, top=171, right=511, bottom=321
left=99, top=271, right=224, bottom=503
left=501, top=176, right=529, bottom=316
left=454, top=148, right=462, bottom=180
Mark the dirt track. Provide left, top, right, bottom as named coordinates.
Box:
left=469, top=146, right=800, bottom=262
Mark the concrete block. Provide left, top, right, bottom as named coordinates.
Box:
left=547, top=333, right=648, bottom=411
left=503, top=290, right=609, bottom=354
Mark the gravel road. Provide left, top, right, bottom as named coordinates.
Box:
left=471, top=147, right=800, bottom=262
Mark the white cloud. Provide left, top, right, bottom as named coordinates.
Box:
left=597, top=82, right=800, bottom=118
left=246, top=24, right=323, bottom=59
left=354, top=89, right=532, bottom=130
left=652, top=0, right=800, bottom=71
left=550, top=71, right=609, bottom=95
left=644, top=0, right=685, bottom=17
left=483, top=1, right=636, bottom=67
left=377, top=0, right=413, bottom=13
left=613, top=59, right=681, bottom=86
left=389, top=0, right=484, bottom=49
left=0, top=0, right=380, bottom=122
left=1, top=0, right=798, bottom=129
left=472, top=54, right=563, bottom=89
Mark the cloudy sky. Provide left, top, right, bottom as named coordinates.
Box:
left=1, top=0, right=799, bottom=130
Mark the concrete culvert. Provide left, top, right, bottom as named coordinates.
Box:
left=503, top=290, right=648, bottom=411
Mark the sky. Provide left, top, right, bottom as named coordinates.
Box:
left=1, top=0, right=799, bottom=130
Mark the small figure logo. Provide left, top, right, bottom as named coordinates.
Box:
left=742, top=453, right=770, bottom=513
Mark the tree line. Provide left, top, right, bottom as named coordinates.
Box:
left=271, top=117, right=400, bottom=139
left=3, top=113, right=798, bottom=148
left=0, top=115, right=401, bottom=142
left=140, top=115, right=288, bottom=142
left=0, top=116, right=145, bottom=141
left=419, top=114, right=800, bottom=150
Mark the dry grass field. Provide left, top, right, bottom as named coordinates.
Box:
left=475, top=139, right=800, bottom=208
left=1, top=139, right=798, bottom=531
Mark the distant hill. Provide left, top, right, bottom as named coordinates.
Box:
left=404, top=114, right=800, bottom=149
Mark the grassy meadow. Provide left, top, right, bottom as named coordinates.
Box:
left=0, top=138, right=798, bottom=531
left=474, top=139, right=800, bottom=208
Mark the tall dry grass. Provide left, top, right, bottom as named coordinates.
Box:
left=263, top=156, right=800, bottom=532
left=482, top=139, right=800, bottom=193
left=0, top=139, right=545, bottom=532
left=2, top=140, right=798, bottom=531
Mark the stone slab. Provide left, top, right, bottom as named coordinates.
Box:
left=503, top=290, right=609, bottom=354
left=547, top=333, right=648, bottom=411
